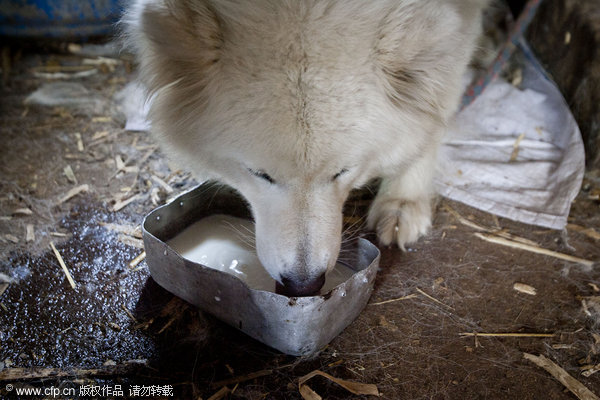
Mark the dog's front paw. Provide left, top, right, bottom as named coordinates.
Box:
left=367, top=198, right=432, bottom=250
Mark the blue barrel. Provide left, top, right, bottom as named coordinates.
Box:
left=0, top=0, right=123, bottom=38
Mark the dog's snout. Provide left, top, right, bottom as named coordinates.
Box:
left=276, top=272, right=326, bottom=297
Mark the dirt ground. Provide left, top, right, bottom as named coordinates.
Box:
left=0, top=38, right=599, bottom=400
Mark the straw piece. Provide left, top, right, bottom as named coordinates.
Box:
left=118, top=234, right=144, bottom=249
left=496, top=231, right=540, bottom=247
left=443, top=205, right=538, bottom=246
left=82, top=57, right=121, bottom=69
left=298, top=370, right=379, bottom=397
left=91, top=130, right=109, bottom=141
left=152, top=175, right=174, bottom=194
left=443, top=205, right=488, bottom=231
left=416, top=287, right=454, bottom=310
left=0, top=283, right=8, bottom=298
left=75, top=132, right=84, bottom=152
left=13, top=207, right=33, bottom=216
left=63, top=165, right=77, bottom=184
left=460, top=332, right=554, bottom=338
left=91, top=116, right=112, bottom=123
left=567, top=224, right=600, bottom=241
left=513, top=282, right=537, bottom=295
left=139, top=147, right=157, bottom=166
left=121, top=304, right=138, bottom=323
left=33, top=69, right=98, bottom=79
left=157, top=317, right=176, bottom=335
left=50, top=232, right=68, bottom=237
left=58, top=184, right=89, bottom=204
left=552, top=344, right=574, bottom=350
left=510, top=132, right=526, bottom=161
left=370, top=294, right=418, bottom=306
left=299, top=384, right=322, bottom=400
left=474, top=233, right=595, bottom=267
left=582, top=364, right=600, bottom=378
left=101, top=222, right=142, bottom=238
left=49, top=242, right=76, bottom=290
left=0, top=273, right=14, bottom=284
left=115, top=155, right=125, bottom=171
left=111, top=194, right=140, bottom=212
left=25, top=224, right=35, bottom=242
left=523, top=353, right=600, bottom=400
left=108, top=322, right=121, bottom=331
left=129, top=251, right=146, bottom=269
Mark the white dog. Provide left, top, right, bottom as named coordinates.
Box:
left=125, top=0, right=485, bottom=296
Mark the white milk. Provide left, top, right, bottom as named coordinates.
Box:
left=167, top=214, right=355, bottom=294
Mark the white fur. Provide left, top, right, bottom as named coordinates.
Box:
left=124, top=0, right=485, bottom=293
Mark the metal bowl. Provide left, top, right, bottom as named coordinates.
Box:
left=142, top=183, right=380, bottom=356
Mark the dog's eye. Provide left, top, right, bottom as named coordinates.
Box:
left=249, top=169, right=276, bottom=184
left=331, top=168, right=349, bottom=181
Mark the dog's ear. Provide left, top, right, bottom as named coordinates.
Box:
left=133, top=0, right=223, bottom=95
left=374, top=1, right=484, bottom=121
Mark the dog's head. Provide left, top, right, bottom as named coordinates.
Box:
left=126, top=0, right=483, bottom=295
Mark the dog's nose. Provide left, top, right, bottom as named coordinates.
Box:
left=276, top=272, right=326, bottom=297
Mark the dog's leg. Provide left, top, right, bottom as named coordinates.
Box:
left=367, top=145, right=437, bottom=250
